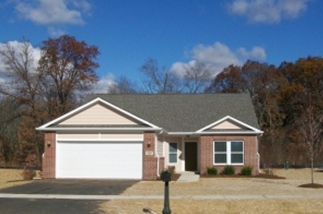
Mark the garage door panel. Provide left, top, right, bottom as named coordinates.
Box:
left=56, top=141, right=143, bottom=179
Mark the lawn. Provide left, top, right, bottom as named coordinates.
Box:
left=100, top=168, right=323, bottom=214
left=0, top=168, right=322, bottom=213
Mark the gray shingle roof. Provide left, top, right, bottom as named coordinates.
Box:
left=85, top=93, right=260, bottom=132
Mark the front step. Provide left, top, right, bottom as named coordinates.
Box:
left=177, top=171, right=199, bottom=182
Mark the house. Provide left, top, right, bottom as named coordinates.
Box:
left=36, top=93, right=263, bottom=180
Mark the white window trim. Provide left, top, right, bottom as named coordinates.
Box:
left=213, top=141, right=244, bottom=165
left=168, top=142, right=178, bottom=164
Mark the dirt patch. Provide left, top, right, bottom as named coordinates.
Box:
left=171, top=173, right=181, bottom=181
left=299, top=183, right=323, bottom=188
left=202, top=173, right=285, bottom=179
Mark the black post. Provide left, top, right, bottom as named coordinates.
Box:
left=161, top=171, right=172, bottom=214
left=162, top=181, right=171, bottom=214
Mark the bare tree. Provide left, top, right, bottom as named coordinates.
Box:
left=140, top=58, right=181, bottom=94
left=0, top=40, right=44, bottom=165
left=298, top=99, right=323, bottom=184
left=107, top=75, right=138, bottom=94
left=183, top=62, right=212, bottom=93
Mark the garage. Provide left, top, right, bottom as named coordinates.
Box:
left=56, top=141, right=143, bottom=179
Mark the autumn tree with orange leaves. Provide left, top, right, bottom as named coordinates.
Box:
left=38, top=35, right=100, bottom=118
left=209, top=58, right=323, bottom=168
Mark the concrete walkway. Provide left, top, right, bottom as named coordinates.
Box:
left=0, top=193, right=322, bottom=200
left=176, top=171, right=199, bottom=182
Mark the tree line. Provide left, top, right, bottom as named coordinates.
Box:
left=0, top=35, right=99, bottom=167
left=0, top=35, right=322, bottom=170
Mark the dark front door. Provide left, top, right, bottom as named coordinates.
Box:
left=185, top=142, right=197, bottom=171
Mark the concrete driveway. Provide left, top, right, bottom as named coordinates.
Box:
left=0, top=179, right=139, bottom=214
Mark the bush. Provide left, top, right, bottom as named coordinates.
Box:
left=264, top=168, right=274, bottom=176
left=164, top=165, right=176, bottom=175
left=21, top=169, right=36, bottom=180
left=240, top=166, right=253, bottom=176
left=222, top=165, right=235, bottom=175
left=207, top=167, right=218, bottom=176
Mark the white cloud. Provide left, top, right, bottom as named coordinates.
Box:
left=71, top=0, right=91, bottom=13
left=238, top=46, right=266, bottom=60
left=228, top=0, right=310, bottom=23
left=48, top=27, right=66, bottom=37
left=15, top=0, right=90, bottom=25
left=91, top=74, right=116, bottom=93
left=171, top=42, right=266, bottom=77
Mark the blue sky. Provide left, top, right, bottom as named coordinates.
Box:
left=0, top=0, right=323, bottom=90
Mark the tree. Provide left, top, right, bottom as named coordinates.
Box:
left=38, top=35, right=100, bottom=117
left=205, top=64, right=245, bottom=93
left=183, top=62, right=212, bottom=93
left=140, top=58, right=181, bottom=94
left=0, top=35, right=101, bottom=165
left=297, top=99, right=323, bottom=184
left=0, top=40, right=45, bottom=165
left=107, top=75, right=138, bottom=94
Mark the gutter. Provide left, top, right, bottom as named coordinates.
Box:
left=166, top=131, right=264, bottom=135
left=36, top=127, right=162, bottom=132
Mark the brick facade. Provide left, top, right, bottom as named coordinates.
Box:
left=143, top=132, right=159, bottom=180
left=200, top=135, right=259, bottom=175
left=42, top=132, right=56, bottom=179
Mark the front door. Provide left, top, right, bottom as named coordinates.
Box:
left=185, top=142, right=197, bottom=171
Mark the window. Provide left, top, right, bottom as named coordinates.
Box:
left=214, top=141, right=243, bottom=165
left=169, top=142, right=177, bottom=164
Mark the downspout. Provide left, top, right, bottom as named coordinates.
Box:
left=155, top=130, right=163, bottom=177
left=257, top=133, right=263, bottom=173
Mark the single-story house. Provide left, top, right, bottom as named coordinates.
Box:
left=36, top=93, right=263, bottom=180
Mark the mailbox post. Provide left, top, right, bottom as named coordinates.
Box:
left=161, top=171, right=172, bottom=214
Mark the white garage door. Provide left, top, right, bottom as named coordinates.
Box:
left=56, top=141, right=143, bottom=179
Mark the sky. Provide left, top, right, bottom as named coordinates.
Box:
left=0, top=0, right=323, bottom=91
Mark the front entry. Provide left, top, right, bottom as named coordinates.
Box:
left=185, top=142, right=197, bottom=171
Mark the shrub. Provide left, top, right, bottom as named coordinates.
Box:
left=222, top=165, right=235, bottom=175
left=21, top=153, right=37, bottom=180
left=207, top=167, right=218, bottom=176
left=164, top=165, right=176, bottom=175
left=264, top=168, right=274, bottom=176
left=240, top=166, right=253, bottom=176
left=21, top=169, right=36, bottom=180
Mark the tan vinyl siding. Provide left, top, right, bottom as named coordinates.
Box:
left=211, top=120, right=242, bottom=130
left=59, top=103, right=139, bottom=125
left=57, top=132, right=143, bottom=140
left=100, top=133, right=143, bottom=140
left=157, top=135, right=164, bottom=157
left=57, top=132, right=98, bottom=139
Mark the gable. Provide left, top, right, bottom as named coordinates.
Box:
left=59, top=103, right=140, bottom=125
left=210, top=120, right=243, bottom=130
left=196, top=115, right=263, bottom=134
